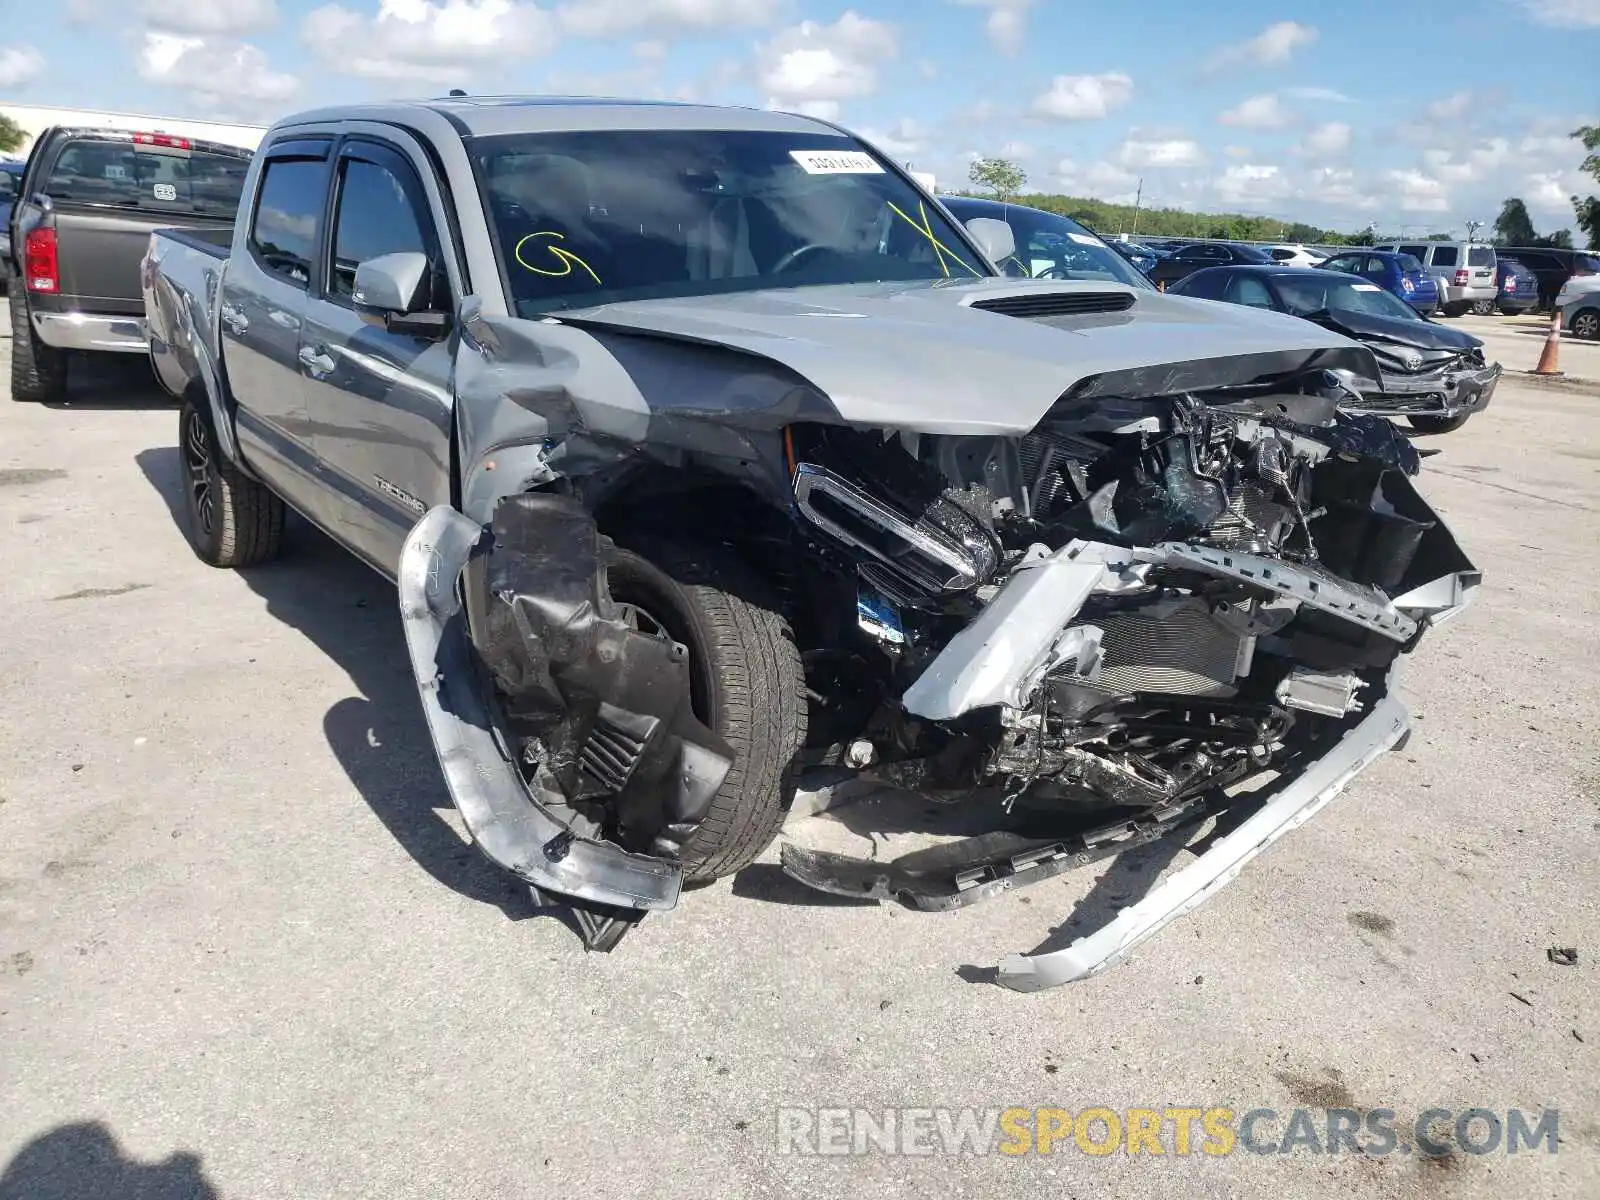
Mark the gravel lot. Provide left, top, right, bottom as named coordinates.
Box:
left=2, top=303, right=1597, bottom=1199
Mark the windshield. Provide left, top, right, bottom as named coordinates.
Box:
left=470, top=129, right=991, bottom=314
left=940, top=198, right=1153, bottom=288
left=43, top=137, right=248, bottom=217
left=1275, top=274, right=1423, bottom=322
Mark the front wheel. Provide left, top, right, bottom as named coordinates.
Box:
left=1571, top=308, right=1600, bottom=340
left=604, top=541, right=806, bottom=882
left=178, top=398, right=286, bottom=567
left=1408, top=411, right=1472, bottom=435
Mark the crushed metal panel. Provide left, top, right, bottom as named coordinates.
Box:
left=397, top=504, right=683, bottom=911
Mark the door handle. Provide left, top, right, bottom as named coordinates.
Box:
left=298, top=345, right=336, bottom=376
left=220, top=303, right=248, bottom=335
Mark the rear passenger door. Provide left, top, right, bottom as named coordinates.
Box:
left=300, top=134, right=460, bottom=574
left=220, top=137, right=333, bottom=517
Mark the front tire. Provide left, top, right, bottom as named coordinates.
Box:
left=1571, top=308, right=1600, bottom=340
left=8, top=274, right=68, bottom=403
left=604, top=541, right=805, bottom=882
left=179, top=398, right=285, bottom=567
left=1408, top=411, right=1472, bottom=435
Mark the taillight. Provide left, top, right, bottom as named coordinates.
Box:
left=23, top=227, right=58, bottom=294
left=1575, top=265, right=1595, bottom=277
left=1454, top=269, right=1469, bottom=286
left=134, top=132, right=191, bottom=150
left=1506, top=277, right=1517, bottom=291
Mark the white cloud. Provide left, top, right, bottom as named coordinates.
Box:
left=136, top=32, right=299, bottom=106
left=65, top=0, right=100, bottom=22
left=1282, top=85, right=1352, bottom=103
left=1307, top=166, right=1378, bottom=213
left=1385, top=169, right=1451, bottom=213
left=1306, top=121, right=1351, bottom=156
left=0, top=45, right=44, bottom=88
left=1425, top=91, right=1474, bottom=120
left=1055, top=157, right=1139, bottom=201
left=859, top=118, right=927, bottom=158
left=1514, top=0, right=1600, bottom=27
left=138, top=0, right=279, bottom=35
left=1224, top=144, right=1251, bottom=158
left=1206, top=20, right=1318, bottom=72
left=1031, top=72, right=1133, bottom=120
left=952, top=0, right=1033, bottom=56
left=301, top=0, right=554, bottom=81
left=1116, top=137, right=1205, bottom=168
left=1219, top=93, right=1291, bottom=129
left=756, top=12, right=898, bottom=117
left=632, top=39, right=667, bottom=62
left=557, top=0, right=777, bottom=38
left=1214, top=163, right=1290, bottom=204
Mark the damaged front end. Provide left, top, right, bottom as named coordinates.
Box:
left=773, top=371, right=1477, bottom=987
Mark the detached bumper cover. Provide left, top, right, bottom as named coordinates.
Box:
left=995, top=669, right=1411, bottom=991
left=1346, top=361, right=1501, bottom=418
left=398, top=505, right=683, bottom=912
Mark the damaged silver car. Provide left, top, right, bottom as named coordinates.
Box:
left=143, top=97, right=1478, bottom=988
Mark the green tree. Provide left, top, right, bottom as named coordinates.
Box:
left=968, top=157, right=1027, bottom=201
left=0, top=113, right=26, bottom=155
left=1573, top=124, right=1600, bottom=250
left=1540, top=228, right=1573, bottom=249
left=1493, top=197, right=1538, bottom=246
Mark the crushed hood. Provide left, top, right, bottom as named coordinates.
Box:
left=1304, top=306, right=1482, bottom=353
left=550, top=278, right=1380, bottom=436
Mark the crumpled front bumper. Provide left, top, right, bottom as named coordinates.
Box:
left=1345, top=361, right=1501, bottom=418
left=397, top=505, right=684, bottom=913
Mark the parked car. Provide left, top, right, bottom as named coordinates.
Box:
left=1169, top=265, right=1500, bottom=433
left=1493, top=257, right=1540, bottom=315
left=1316, top=249, right=1441, bottom=316
left=6, top=125, right=253, bottom=402
left=937, top=196, right=1154, bottom=288
left=142, top=95, right=1476, bottom=990
left=1262, top=243, right=1321, bottom=266
left=1106, top=239, right=1166, bottom=274
left=1559, top=275, right=1600, bottom=340
left=1495, top=246, right=1600, bottom=310
left=0, top=160, right=26, bottom=261
left=1371, top=240, right=1497, bottom=317
left=1146, top=240, right=1273, bottom=288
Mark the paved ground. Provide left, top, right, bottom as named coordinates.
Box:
left=1452, top=310, right=1600, bottom=383
left=2, top=305, right=1597, bottom=1199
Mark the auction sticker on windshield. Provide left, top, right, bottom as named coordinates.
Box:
left=790, top=150, right=884, bottom=174
left=1352, top=283, right=1381, bottom=291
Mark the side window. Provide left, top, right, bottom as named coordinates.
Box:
left=1323, top=256, right=1353, bottom=273
left=1361, top=256, right=1389, bottom=280
left=1398, top=243, right=1429, bottom=261
left=1226, top=275, right=1275, bottom=307
left=1431, top=245, right=1458, bottom=267
left=328, top=150, right=440, bottom=302
left=1181, top=270, right=1226, bottom=299
left=249, top=157, right=331, bottom=288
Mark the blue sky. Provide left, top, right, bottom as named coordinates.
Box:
left=2, top=0, right=1596, bottom=235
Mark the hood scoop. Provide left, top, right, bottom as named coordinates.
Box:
left=969, top=291, right=1136, bottom=319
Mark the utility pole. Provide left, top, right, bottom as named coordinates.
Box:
left=1130, top=176, right=1143, bottom=239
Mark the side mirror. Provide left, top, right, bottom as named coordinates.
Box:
left=964, top=217, right=1016, bottom=267
left=353, top=251, right=451, bottom=339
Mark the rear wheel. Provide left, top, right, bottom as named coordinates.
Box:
left=178, top=397, right=285, bottom=567
left=1470, top=298, right=1495, bottom=316
left=8, top=273, right=68, bottom=403
left=603, top=540, right=806, bottom=882
left=1441, top=302, right=1469, bottom=318
left=1408, top=411, right=1472, bottom=435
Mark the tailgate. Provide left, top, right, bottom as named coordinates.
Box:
left=52, top=207, right=234, bottom=315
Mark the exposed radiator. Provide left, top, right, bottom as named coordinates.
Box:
left=1095, top=598, right=1245, bottom=698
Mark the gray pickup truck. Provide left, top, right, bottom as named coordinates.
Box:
left=143, top=96, right=1478, bottom=989
left=8, top=125, right=251, bottom=402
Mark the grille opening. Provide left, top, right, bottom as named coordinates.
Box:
left=970, top=291, right=1136, bottom=319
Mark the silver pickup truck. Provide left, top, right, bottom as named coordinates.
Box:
left=143, top=96, right=1479, bottom=989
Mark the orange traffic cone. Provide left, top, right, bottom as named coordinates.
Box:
left=1533, top=306, right=1563, bottom=376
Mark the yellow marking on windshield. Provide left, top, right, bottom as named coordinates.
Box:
left=514, top=232, right=602, bottom=285
left=886, top=199, right=979, bottom=278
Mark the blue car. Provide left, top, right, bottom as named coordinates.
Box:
left=1493, top=257, right=1539, bottom=315
left=1315, top=249, right=1440, bottom=316
left=0, top=160, right=25, bottom=261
